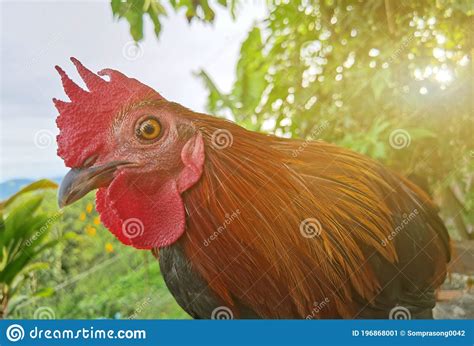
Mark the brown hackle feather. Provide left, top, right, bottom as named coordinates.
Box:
left=170, top=104, right=449, bottom=318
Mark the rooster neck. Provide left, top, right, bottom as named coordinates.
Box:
left=178, top=116, right=364, bottom=318
left=173, top=112, right=448, bottom=318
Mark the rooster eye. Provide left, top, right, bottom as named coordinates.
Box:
left=136, top=117, right=162, bottom=141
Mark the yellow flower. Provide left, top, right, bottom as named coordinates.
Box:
left=105, top=242, right=114, bottom=253
left=86, top=226, right=96, bottom=236
left=79, top=212, right=86, bottom=221
left=86, top=202, right=94, bottom=213
left=93, top=216, right=101, bottom=225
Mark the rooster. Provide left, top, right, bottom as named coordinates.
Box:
left=55, top=58, right=450, bottom=319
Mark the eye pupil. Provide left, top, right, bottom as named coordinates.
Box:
left=143, top=124, right=155, bottom=134
left=136, top=117, right=161, bottom=141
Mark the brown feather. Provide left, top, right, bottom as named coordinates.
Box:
left=173, top=106, right=450, bottom=318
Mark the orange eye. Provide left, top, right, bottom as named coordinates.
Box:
left=136, top=117, right=162, bottom=141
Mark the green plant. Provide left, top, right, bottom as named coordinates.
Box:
left=195, top=0, right=473, bottom=239
left=111, top=0, right=239, bottom=41
left=0, top=180, right=59, bottom=318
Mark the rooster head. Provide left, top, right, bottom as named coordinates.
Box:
left=54, top=58, right=205, bottom=249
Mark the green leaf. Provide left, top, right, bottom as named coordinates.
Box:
left=0, top=246, right=7, bottom=271
left=111, top=0, right=230, bottom=41
left=196, top=70, right=235, bottom=113
left=3, top=195, right=44, bottom=247
left=8, top=263, right=51, bottom=298
left=0, top=181, right=62, bottom=313
left=199, top=0, right=215, bottom=21
left=125, top=9, right=144, bottom=41
left=233, top=27, right=267, bottom=115
left=111, top=0, right=122, bottom=14
left=0, top=179, right=57, bottom=211
left=32, top=287, right=55, bottom=298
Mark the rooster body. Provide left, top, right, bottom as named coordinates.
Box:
left=55, top=59, right=450, bottom=319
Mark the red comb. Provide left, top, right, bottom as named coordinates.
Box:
left=54, top=57, right=163, bottom=167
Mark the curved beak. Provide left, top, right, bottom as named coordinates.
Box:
left=58, top=161, right=132, bottom=208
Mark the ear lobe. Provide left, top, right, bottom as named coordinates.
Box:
left=177, top=132, right=205, bottom=193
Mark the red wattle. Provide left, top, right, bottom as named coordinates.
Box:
left=95, top=134, right=205, bottom=249
left=96, top=172, right=185, bottom=249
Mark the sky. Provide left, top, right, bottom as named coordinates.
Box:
left=0, top=0, right=266, bottom=182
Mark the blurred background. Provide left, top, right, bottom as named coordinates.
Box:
left=0, top=0, right=472, bottom=319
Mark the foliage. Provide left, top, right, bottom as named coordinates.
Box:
left=7, top=191, right=186, bottom=319
left=0, top=180, right=59, bottom=318
left=111, top=0, right=241, bottom=41
left=0, top=179, right=58, bottom=210
left=196, top=0, right=473, bottom=238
